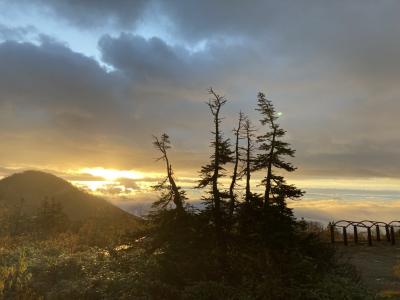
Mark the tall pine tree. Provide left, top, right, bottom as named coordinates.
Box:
left=241, top=116, right=257, bottom=203
left=228, top=112, right=244, bottom=221
left=197, top=88, right=233, bottom=266
left=254, top=92, right=303, bottom=210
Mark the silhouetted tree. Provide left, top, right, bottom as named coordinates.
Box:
left=145, top=133, right=194, bottom=268
left=197, top=88, right=233, bottom=267
left=241, top=116, right=257, bottom=202
left=228, top=112, right=244, bottom=222
left=152, top=133, right=186, bottom=214
left=254, top=92, right=303, bottom=209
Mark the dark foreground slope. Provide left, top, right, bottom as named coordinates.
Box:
left=338, top=244, right=400, bottom=298
left=0, top=170, right=139, bottom=224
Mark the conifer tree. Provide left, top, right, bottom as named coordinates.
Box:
left=197, top=88, right=233, bottom=259
left=228, top=112, right=244, bottom=220
left=153, top=133, right=186, bottom=214
left=254, top=92, right=303, bottom=210
left=241, top=116, right=256, bottom=202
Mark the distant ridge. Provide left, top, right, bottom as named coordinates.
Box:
left=0, top=170, right=139, bottom=223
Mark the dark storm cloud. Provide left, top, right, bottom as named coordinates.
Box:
left=99, top=34, right=191, bottom=83
left=11, top=0, right=400, bottom=48
left=98, top=32, right=260, bottom=89
left=0, top=38, right=128, bottom=130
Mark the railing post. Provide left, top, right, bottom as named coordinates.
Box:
left=386, top=225, right=391, bottom=242
left=353, top=225, right=358, bottom=244
left=391, top=226, right=396, bottom=245
left=343, top=227, right=348, bottom=246
left=376, top=225, right=381, bottom=242
left=330, top=224, right=335, bottom=243
left=367, top=227, right=372, bottom=246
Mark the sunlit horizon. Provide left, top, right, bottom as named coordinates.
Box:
left=20, top=165, right=397, bottom=223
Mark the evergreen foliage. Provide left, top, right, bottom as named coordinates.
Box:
left=254, top=92, right=304, bottom=209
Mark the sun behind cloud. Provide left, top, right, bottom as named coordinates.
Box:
left=80, top=167, right=145, bottom=181
left=72, top=167, right=162, bottom=198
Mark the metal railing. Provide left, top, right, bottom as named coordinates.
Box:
left=329, top=220, right=400, bottom=246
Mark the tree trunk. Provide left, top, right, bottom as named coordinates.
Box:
left=264, top=127, right=277, bottom=209
left=212, top=105, right=227, bottom=273
left=245, top=129, right=252, bottom=202
left=163, top=152, right=184, bottom=214
left=229, top=117, right=241, bottom=221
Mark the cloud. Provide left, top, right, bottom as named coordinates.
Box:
left=0, top=38, right=121, bottom=113
left=99, top=34, right=190, bottom=83
left=98, top=32, right=261, bottom=90
left=1, top=1, right=400, bottom=181
left=0, top=24, right=37, bottom=41
left=116, top=178, right=140, bottom=190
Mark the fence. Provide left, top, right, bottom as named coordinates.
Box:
left=329, top=220, right=400, bottom=246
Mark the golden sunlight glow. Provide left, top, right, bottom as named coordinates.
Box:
left=73, top=180, right=111, bottom=192
left=80, top=167, right=145, bottom=181
left=66, top=167, right=166, bottom=196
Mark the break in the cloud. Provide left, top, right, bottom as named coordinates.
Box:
left=0, top=1, right=400, bottom=183
left=3, top=0, right=149, bottom=29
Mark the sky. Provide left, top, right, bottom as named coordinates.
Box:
left=0, top=0, right=400, bottom=223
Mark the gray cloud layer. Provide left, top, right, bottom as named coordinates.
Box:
left=0, top=1, right=400, bottom=178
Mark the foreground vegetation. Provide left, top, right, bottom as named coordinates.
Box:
left=0, top=89, right=375, bottom=299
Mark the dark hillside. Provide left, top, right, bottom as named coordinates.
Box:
left=0, top=170, right=139, bottom=223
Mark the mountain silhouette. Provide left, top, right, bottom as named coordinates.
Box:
left=0, top=170, right=139, bottom=223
